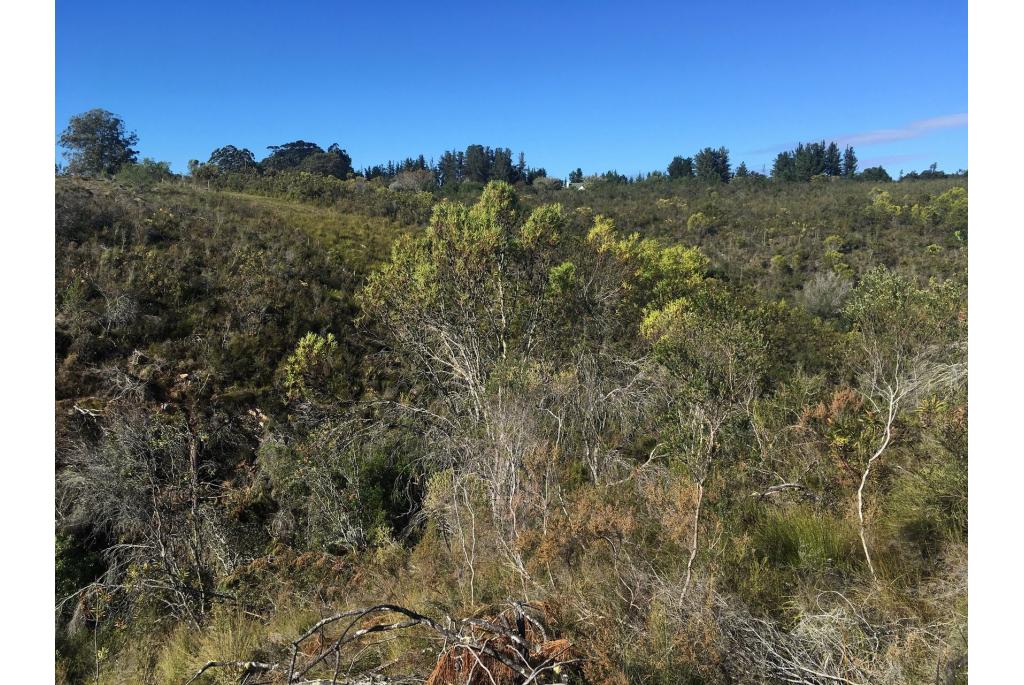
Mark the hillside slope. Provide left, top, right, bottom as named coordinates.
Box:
left=56, top=176, right=967, bottom=685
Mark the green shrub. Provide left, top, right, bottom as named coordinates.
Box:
left=686, top=210, right=711, bottom=235
left=115, top=158, right=174, bottom=187
left=932, top=186, right=968, bottom=237
left=864, top=188, right=903, bottom=225
left=280, top=332, right=339, bottom=402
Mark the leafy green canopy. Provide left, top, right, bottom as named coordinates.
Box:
left=359, top=185, right=705, bottom=493
left=59, top=108, right=139, bottom=176
left=359, top=181, right=712, bottom=398
left=208, top=145, right=258, bottom=173
left=262, top=141, right=354, bottom=178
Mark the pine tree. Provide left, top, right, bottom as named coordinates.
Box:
left=437, top=151, right=462, bottom=186
left=668, top=156, right=695, bottom=179
left=492, top=148, right=514, bottom=183
left=793, top=142, right=826, bottom=180
left=842, top=145, right=858, bottom=177
left=772, top=151, right=796, bottom=181
left=814, top=140, right=827, bottom=176
left=695, top=147, right=730, bottom=183
left=824, top=142, right=842, bottom=176
left=464, top=144, right=491, bottom=183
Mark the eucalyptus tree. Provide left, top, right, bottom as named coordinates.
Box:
left=59, top=109, right=139, bottom=176
left=207, top=144, right=258, bottom=173
left=262, top=140, right=324, bottom=171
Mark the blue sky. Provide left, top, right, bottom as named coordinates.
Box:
left=56, top=0, right=967, bottom=178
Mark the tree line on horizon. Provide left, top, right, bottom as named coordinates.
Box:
left=58, top=108, right=966, bottom=187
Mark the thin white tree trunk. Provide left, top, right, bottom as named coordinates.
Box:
left=681, top=477, right=705, bottom=598
left=858, top=391, right=896, bottom=580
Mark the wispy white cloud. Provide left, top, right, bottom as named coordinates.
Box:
left=750, top=113, right=968, bottom=154
left=832, top=113, right=967, bottom=147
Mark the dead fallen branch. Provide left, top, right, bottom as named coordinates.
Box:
left=424, top=604, right=577, bottom=685
left=184, top=602, right=578, bottom=685
left=183, top=659, right=277, bottom=685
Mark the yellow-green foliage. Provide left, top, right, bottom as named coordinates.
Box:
left=933, top=187, right=968, bottom=232
left=821, top=236, right=852, bottom=276
left=823, top=234, right=844, bottom=252
left=547, top=260, right=578, bottom=294
left=520, top=202, right=564, bottom=247
left=686, top=210, right=712, bottom=234
left=769, top=253, right=788, bottom=274
left=864, top=188, right=904, bottom=224
left=280, top=332, right=338, bottom=401
left=912, top=186, right=968, bottom=239
left=587, top=214, right=708, bottom=308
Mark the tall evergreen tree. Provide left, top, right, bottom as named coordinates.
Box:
left=526, top=167, right=547, bottom=184
left=772, top=151, right=797, bottom=181
left=695, top=147, right=731, bottom=183
left=842, top=145, right=858, bottom=177
left=568, top=168, right=583, bottom=184
left=667, top=156, right=695, bottom=179
left=362, top=164, right=384, bottom=179
left=464, top=144, right=491, bottom=183
left=813, top=142, right=824, bottom=176
left=437, top=150, right=462, bottom=186
left=492, top=148, right=514, bottom=183
left=824, top=142, right=842, bottom=176
left=772, top=141, right=857, bottom=181
left=793, top=141, right=826, bottom=180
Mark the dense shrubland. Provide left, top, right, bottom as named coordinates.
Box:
left=194, top=168, right=967, bottom=305
left=55, top=167, right=966, bottom=684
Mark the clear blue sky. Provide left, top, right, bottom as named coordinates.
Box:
left=56, top=0, right=967, bottom=178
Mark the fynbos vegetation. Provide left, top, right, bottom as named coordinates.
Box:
left=56, top=112, right=967, bottom=684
